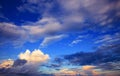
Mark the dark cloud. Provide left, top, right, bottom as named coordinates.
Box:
left=0, top=59, right=37, bottom=74
left=12, top=59, right=27, bottom=67
left=0, top=73, right=54, bottom=76
left=63, top=43, right=120, bottom=65
left=98, top=62, right=120, bottom=71
left=45, top=63, right=61, bottom=69
left=0, top=22, right=28, bottom=47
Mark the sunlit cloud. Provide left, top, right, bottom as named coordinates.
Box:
left=0, top=59, right=14, bottom=69
left=82, top=65, right=96, bottom=70
left=0, top=49, right=50, bottom=74
left=19, top=49, right=49, bottom=63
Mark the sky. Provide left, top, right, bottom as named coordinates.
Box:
left=0, top=0, right=120, bottom=76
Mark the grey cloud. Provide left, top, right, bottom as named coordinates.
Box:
left=98, top=62, right=120, bottom=71
left=18, top=0, right=120, bottom=26
left=63, top=42, right=120, bottom=65
left=0, top=18, right=63, bottom=47
left=1, top=0, right=120, bottom=47
left=58, top=0, right=120, bottom=25
left=12, top=59, right=27, bottom=67
left=0, top=22, right=28, bottom=47
left=0, top=59, right=41, bottom=74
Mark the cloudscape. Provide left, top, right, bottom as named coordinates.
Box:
left=0, top=0, right=120, bottom=76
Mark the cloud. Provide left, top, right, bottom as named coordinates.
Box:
left=0, top=17, right=64, bottom=47
left=58, top=0, right=120, bottom=25
left=19, top=49, right=49, bottom=63
left=0, top=59, right=14, bottom=69
left=57, top=68, right=77, bottom=75
left=18, top=0, right=120, bottom=27
left=0, top=49, right=50, bottom=74
left=69, top=35, right=87, bottom=46
left=0, top=0, right=120, bottom=49
left=22, top=17, right=62, bottom=37
left=98, top=62, right=120, bottom=70
left=82, top=65, right=96, bottom=70
left=69, top=39, right=82, bottom=46
left=12, top=59, right=27, bottom=67
left=64, top=42, right=120, bottom=65
left=0, top=22, right=29, bottom=47
left=53, top=64, right=120, bottom=76
left=54, top=65, right=101, bottom=76
left=40, top=34, right=67, bottom=47
left=17, top=0, right=55, bottom=14
left=95, top=33, right=120, bottom=44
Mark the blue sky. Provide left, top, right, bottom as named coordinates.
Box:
left=0, top=0, right=120, bottom=75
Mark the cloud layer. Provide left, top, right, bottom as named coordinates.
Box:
left=0, top=0, right=120, bottom=48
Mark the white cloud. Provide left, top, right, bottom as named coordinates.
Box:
left=40, top=34, right=67, bottom=47
left=95, top=33, right=120, bottom=44
left=19, top=49, right=49, bottom=63
left=69, top=35, right=85, bottom=46
left=70, top=39, right=82, bottom=46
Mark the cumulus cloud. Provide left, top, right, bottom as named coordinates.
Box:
left=19, top=49, right=49, bottom=63
left=0, top=49, right=50, bottom=74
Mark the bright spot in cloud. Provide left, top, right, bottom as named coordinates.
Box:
left=19, top=49, right=50, bottom=63
left=82, top=65, right=96, bottom=70
left=0, top=59, right=14, bottom=68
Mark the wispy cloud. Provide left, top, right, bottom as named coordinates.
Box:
left=40, top=34, right=67, bottom=47
left=69, top=35, right=86, bottom=46
left=69, top=39, right=82, bottom=46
